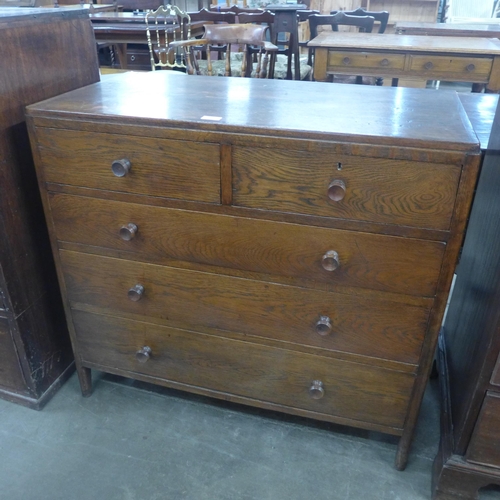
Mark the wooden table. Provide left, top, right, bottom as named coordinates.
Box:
left=395, top=21, right=500, bottom=38
left=309, top=32, right=500, bottom=92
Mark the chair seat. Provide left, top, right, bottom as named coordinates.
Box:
left=273, top=54, right=311, bottom=80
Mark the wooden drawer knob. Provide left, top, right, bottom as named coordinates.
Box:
left=380, top=58, right=390, bottom=67
left=136, top=346, right=152, bottom=363
left=315, top=315, right=332, bottom=336
left=111, top=158, right=131, bottom=177
left=119, top=223, right=138, bottom=241
left=466, top=63, right=475, bottom=72
left=327, top=179, right=346, bottom=202
left=309, top=380, right=324, bottom=400
left=322, top=250, right=340, bottom=272
left=128, top=284, right=144, bottom=302
left=423, top=61, right=434, bottom=70
left=342, top=56, right=351, bottom=65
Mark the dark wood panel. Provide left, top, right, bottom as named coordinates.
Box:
left=0, top=317, right=26, bottom=393
left=60, top=250, right=430, bottom=365
left=49, top=193, right=446, bottom=296
left=73, top=310, right=415, bottom=429
left=233, top=147, right=461, bottom=230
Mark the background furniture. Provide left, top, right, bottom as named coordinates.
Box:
left=27, top=71, right=480, bottom=470
left=0, top=7, right=100, bottom=408
left=395, top=21, right=500, bottom=37
left=432, top=93, right=500, bottom=499
left=331, top=6, right=389, bottom=33
left=309, top=32, right=500, bottom=91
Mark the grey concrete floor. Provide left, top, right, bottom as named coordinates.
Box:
left=1, top=372, right=499, bottom=500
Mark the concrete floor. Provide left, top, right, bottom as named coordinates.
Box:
left=1, top=371, right=498, bottom=500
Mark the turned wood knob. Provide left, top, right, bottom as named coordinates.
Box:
left=111, top=158, right=131, bottom=177
left=315, top=315, right=332, bottom=336
left=380, top=58, right=390, bottom=67
left=423, top=61, right=434, bottom=70
left=466, top=63, right=475, bottom=72
left=309, top=380, right=324, bottom=400
left=128, top=284, right=144, bottom=302
left=342, top=56, right=351, bottom=65
left=327, top=179, right=346, bottom=202
left=136, top=346, right=151, bottom=363
left=119, top=223, right=138, bottom=241
left=322, top=250, right=340, bottom=272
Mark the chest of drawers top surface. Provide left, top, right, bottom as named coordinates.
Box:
left=26, top=71, right=478, bottom=152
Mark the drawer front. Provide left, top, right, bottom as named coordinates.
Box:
left=408, top=55, right=492, bottom=80
left=466, top=392, right=500, bottom=468
left=36, top=127, right=221, bottom=203
left=232, top=147, right=460, bottom=230
left=50, top=193, right=446, bottom=296
left=61, top=250, right=430, bottom=365
left=0, top=317, right=26, bottom=392
left=327, top=51, right=406, bottom=71
left=72, top=310, right=414, bottom=429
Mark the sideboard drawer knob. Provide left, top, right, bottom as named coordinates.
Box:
left=342, top=56, right=351, bottom=65
left=111, top=158, right=131, bottom=177
left=322, top=250, right=340, bottom=272
left=309, top=380, right=325, bottom=400
left=423, top=61, right=434, bottom=70
left=136, top=346, right=152, bottom=363
left=466, top=63, right=476, bottom=72
left=315, top=315, right=332, bottom=336
left=128, top=284, right=144, bottom=302
left=120, top=223, right=138, bottom=241
left=327, top=179, right=346, bottom=202
left=380, top=58, right=390, bottom=67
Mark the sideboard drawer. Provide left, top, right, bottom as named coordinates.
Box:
left=408, top=55, right=492, bottom=80
left=232, top=147, right=461, bottom=230
left=50, top=193, right=446, bottom=296
left=72, top=310, right=414, bottom=429
left=466, top=392, right=500, bottom=469
left=36, top=128, right=221, bottom=203
left=61, top=250, right=430, bottom=365
left=327, top=51, right=406, bottom=71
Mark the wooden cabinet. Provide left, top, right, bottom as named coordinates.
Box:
left=432, top=94, right=500, bottom=498
left=0, top=7, right=100, bottom=408
left=26, top=72, right=480, bottom=468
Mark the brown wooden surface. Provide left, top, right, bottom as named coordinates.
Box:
left=27, top=71, right=481, bottom=467
left=49, top=193, right=446, bottom=297
left=0, top=8, right=99, bottom=407
left=72, top=309, right=414, bottom=429
left=395, top=21, right=500, bottom=38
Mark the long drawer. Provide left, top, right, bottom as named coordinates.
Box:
left=72, top=309, right=414, bottom=429
left=36, top=128, right=221, bottom=203
left=50, top=193, right=446, bottom=296
left=61, top=250, right=430, bottom=365
left=408, top=55, right=492, bottom=81
left=232, top=147, right=461, bottom=230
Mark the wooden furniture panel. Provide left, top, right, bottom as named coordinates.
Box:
left=466, top=393, right=500, bottom=469
left=0, top=7, right=99, bottom=408
left=49, top=193, right=446, bottom=297
left=232, top=147, right=461, bottom=229
left=492, top=354, right=500, bottom=387
left=73, top=310, right=415, bottom=429
left=37, top=128, right=221, bottom=204
left=27, top=72, right=480, bottom=469
left=61, top=250, right=430, bottom=366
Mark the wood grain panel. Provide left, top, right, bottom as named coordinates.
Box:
left=49, top=193, right=446, bottom=296
left=0, top=317, right=26, bottom=392
left=36, top=128, right=221, bottom=204
left=72, top=310, right=414, bottom=428
left=232, top=147, right=461, bottom=230
left=61, top=250, right=430, bottom=365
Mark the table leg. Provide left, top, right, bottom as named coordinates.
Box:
left=486, top=56, right=500, bottom=93
left=312, top=48, right=327, bottom=82
left=114, top=43, right=128, bottom=70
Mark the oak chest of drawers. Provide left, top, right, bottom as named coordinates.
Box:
left=26, top=72, right=481, bottom=469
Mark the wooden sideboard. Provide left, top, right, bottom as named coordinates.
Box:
left=0, top=7, right=100, bottom=408
left=26, top=72, right=480, bottom=468
left=432, top=94, right=500, bottom=499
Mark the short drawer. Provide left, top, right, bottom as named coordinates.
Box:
left=36, top=127, right=221, bottom=203
left=328, top=51, right=405, bottom=71
left=61, top=250, right=430, bottom=365
left=466, top=392, right=500, bottom=469
left=232, top=147, right=461, bottom=230
left=50, top=193, right=446, bottom=297
left=408, top=55, right=492, bottom=81
left=72, top=309, right=414, bottom=429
